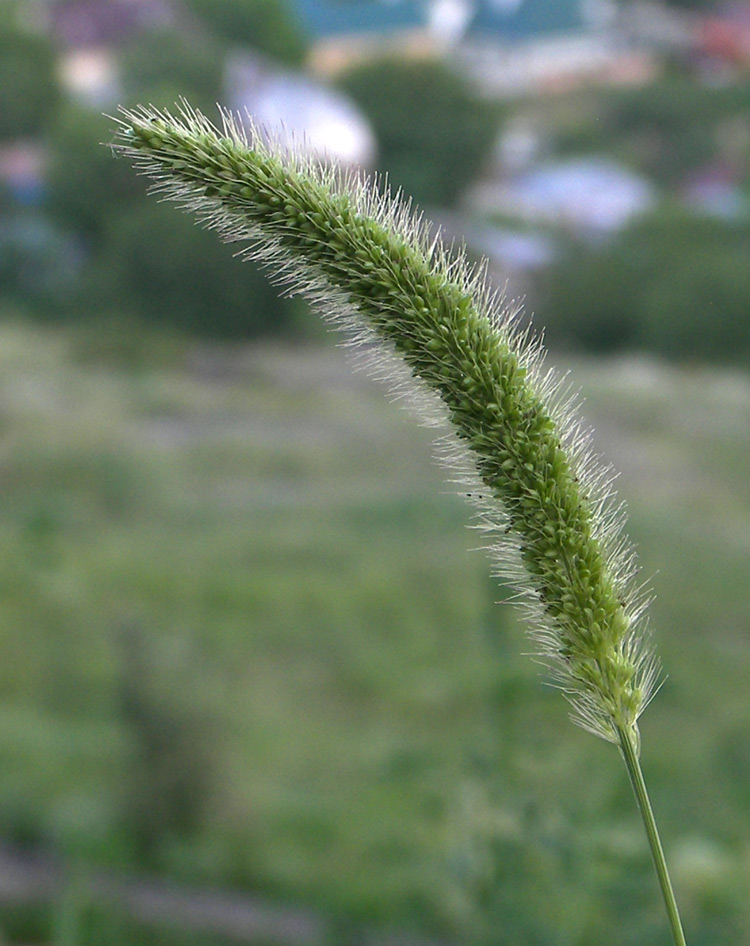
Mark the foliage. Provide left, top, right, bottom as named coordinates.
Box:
left=0, top=323, right=747, bottom=943
left=0, top=12, right=60, bottom=141
left=46, top=107, right=145, bottom=246
left=1, top=897, right=281, bottom=946
left=555, top=75, right=750, bottom=188
left=0, top=210, right=78, bottom=310
left=337, top=57, right=503, bottom=208
left=537, top=206, right=750, bottom=363
left=96, top=199, right=307, bottom=337
left=119, top=29, right=225, bottom=119
left=183, top=0, right=309, bottom=67
left=116, top=620, right=218, bottom=864
left=42, top=107, right=305, bottom=337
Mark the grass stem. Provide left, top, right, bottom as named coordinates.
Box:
left=617, top=726, right=687, bottom=946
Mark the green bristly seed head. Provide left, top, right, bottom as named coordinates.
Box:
left=111, top=103, right=660, bottom=747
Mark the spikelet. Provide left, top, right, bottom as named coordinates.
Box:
left=111, top=102, right=660, bottom=748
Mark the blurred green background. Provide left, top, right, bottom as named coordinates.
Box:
left=1, top=0, right=749, bottom=944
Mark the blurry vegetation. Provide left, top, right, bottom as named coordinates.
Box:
left=183, top=0, right=309, bottom=67
left=517, top=72, right=750, bottom=363
left=0, top=323, right=748, bottom=944
left=42, top=107, right=306, bottom=338
left=555, top=74, right=750, bottom=188
left=116, top=620, right=218, bottom=865
left=0, top=11, right=60, bottom=141
left=95, top=199, right=308, bottom=337
left=1, top=896, right=286, bottom=946
left=536, top=206, right=750, bottom=363
left=47, top=107, right=143, bottom=246
left=2, top=5, right=748, bottom=359
left=0, top=4, right=748, bottom=943
left=0, top=207, right=78, bottom=313
left=337, top=57, right=504, bottom=208
left=119, top=28, right=224, bottom=118
left=0, top=0, right=310, bottom=340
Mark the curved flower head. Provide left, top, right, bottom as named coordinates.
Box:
left=111, top=102, right=659, bottom=747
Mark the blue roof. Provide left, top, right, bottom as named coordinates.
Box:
left=292, top=0, right=585, bottom=41
left=294, top=0, right=425, bottom=38
left=469, top=0, right=584, bottom=39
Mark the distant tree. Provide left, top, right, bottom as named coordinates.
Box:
left=183, top=0, right=308, bottom=66
left=0, top=13, right=60, bottom=140
left=0, top=212, right=77, bottom=311
left=96, top=200, right=307, bottom=338
left=637, top=229, right=750, bottom=362
left=536, top=206, right=750, bottom=364
left=46, top=107, right=145, bottom=246
left=44, top=106, right=307, bottom=338
left=337, top=57, right=503, bottom=208
left=536, top=247, right=639, bottom=354
left=601, top=76, right=750, bottom=186
left=119, top=29, right=224, bottom=119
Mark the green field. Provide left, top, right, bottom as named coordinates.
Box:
left=0, top=320, right=748, bottom=945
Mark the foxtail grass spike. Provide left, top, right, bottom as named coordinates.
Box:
left=112, top=100, right=689, bottom=946
left=111, top=101, right=660, bottom=748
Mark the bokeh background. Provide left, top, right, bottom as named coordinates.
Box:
left=1, top=0, right=749, bottom=943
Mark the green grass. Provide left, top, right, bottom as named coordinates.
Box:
left=0, top=322, right=747, bottom=944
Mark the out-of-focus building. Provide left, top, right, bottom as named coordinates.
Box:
left=36, top=0, right=376, bottom=166
left=41, top=0, right=177, bottom=106
left=694, top=1, right=750, bottom=72
left=47, top=0, right=175, bottom=48
left=466, top=156, right=655, bottom=235
left=299, top=0, right=661, bottom=94
left=453, top=0, right=660, bottom=96
left=0, top=143, right=47, bottom=206
left=57, top=46, right=120, bottom=105
left=226, top=52, right=377, bottom=167
left=40, top=0, right=671, bottom=109
left=300, top=0, right=433, bottom=74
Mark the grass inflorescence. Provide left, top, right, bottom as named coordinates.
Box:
left=113, top=102, right=657, bottom=747
left=111, top=101, right=685, bottom=945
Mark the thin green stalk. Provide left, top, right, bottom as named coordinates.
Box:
left=617, top=726, right=687, bottom=946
